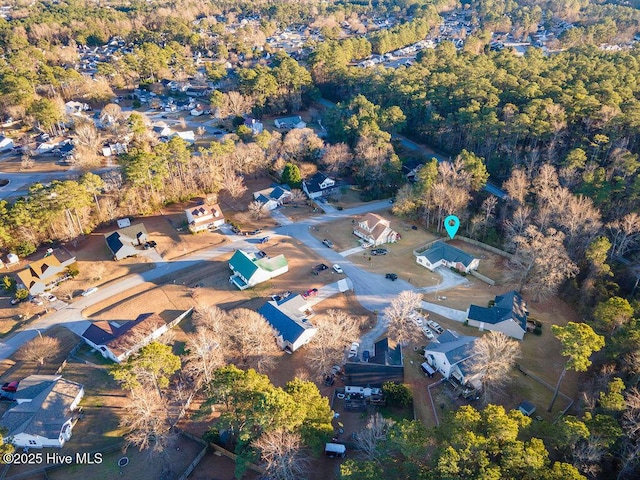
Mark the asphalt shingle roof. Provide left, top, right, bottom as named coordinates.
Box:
left=467, top=290, right=528, bottom=330
left=425, top=330, right=477, bottom=366
left=419, top=241, right=476, bottom=267
left=258, top=301, right=313, bottom=344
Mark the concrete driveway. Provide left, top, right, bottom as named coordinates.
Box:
left=420, top=301, right=467, bottom=322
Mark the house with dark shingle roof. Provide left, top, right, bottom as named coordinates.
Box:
left=16, top=249, right=77, bottom=296
left=258, top=295, right=317, bottom=353
left=82, top=310, right=191, bottom=363
left=466, top=291, right=529, bottom=340
left=345, top=338, right=404, bottom=387
left=353, top=213, right=398, bottom=246
left=228, top=250, right=288, bottom=290
left=104, top=223, right=148, bottom=260
left=423, top=330, right=481, bottom=387
left=416, top=241, right=479, bottom=273
left=252, top=184, right=292, bottom=211
left=302, top=172, right=336, bottom=199
left=0, top=375, right=83, bottom=448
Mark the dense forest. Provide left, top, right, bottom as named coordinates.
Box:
left=0, top=0, right=639, bottom=478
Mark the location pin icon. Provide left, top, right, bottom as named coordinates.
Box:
left=444, top=215, right=460, bottom=239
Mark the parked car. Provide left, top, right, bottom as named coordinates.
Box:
left=332, top=264, right=343, bottom=274
left=322, top=239, right=334, bottom=248
left=324, top=375, right=335, bottom=386
left=231, top=225, right=241, bottom=234
left=2, top=381, right=19, bottom=392
left=248, top=229, right=262, bottom=235
left=348, top=342, right=360, bottom=358
left=330, top=365, right=342, bottom=376
left=255, top=250, right=268, bottom=259
left=30, top=297, right=44, bottom=306
left=371, top=248, right=388, bottom=255
left=42, top=293, right=57, bottom=302
left=427, top=320, right=444, bottom=334
left=362, top=350, right=370, bottom=362
left=385, top=273, right=398, bottom=281
left=411, top=314, right=424, bottom=327
left=302, top=288, right=318, bottom=299
left=312, top=264, right=329, bottom=275
left=258, top=236, right=270, bottom=244
left=10, top=297, right=23, bottom=305
left=422, top=327, right=435, bottom=339
left=81, top=287, right=99, bottom=297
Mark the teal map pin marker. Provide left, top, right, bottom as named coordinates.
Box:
left=444, top=215, right=460, bottom=239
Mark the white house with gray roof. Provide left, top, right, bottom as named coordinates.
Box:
left=258, top=294, right=317, bottom=353
left=423, top=330, right=480, bottom=387
left=466, top=291, right=529, bottom=340
left=416, top=241, right=479, bottom=273
left=252, top=184, right=292, bottom=211
left=1, top=375, right=84, bottom=449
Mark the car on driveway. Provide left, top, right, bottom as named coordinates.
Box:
left=427, top=320, right=444, bottom=334
left=258, top=236, right=270, bottom=244
left=385, top=273, right=398, bottom=281
left=255, top=250, right=268, bottom=259
left=42, top=293, right=57, bottom=302
left=422, top=326, right=435, bottom=339
left=324, top=375, right=335, bottom=386
left=30, top=297, right=44, bottom=306
left=302, top=288, right=318, bottom=299
left=322, top=239, right=334, bottom=248
left=371, top=248, right=388, bottom=255
left=81, top=287, right=98, bottom=297
left=348, top=342, right=360, bottom=358
left=332, top=264, right=343, bottom=274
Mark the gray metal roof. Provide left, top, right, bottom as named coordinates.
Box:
left=467, top=290, right=528, bottom=330
left=418, top=241, right=476, bottom=267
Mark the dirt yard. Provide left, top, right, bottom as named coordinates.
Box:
left=311, top=215, right=442, bottom=287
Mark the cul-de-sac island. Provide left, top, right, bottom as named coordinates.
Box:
left=0, top=1, right=638, bottom=479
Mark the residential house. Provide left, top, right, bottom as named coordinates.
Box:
left=102, top=143, right=128, bottom=157
left=171, top=130, right=196, bottom=143
left=185, top=86, right=210, bottom=97
left=416, top=241, right=479, bottom=273
left=228, top=250, right=288, bottom=290
left=302, top=172, right=336, bottom=199
left=16, top=249, right=77, bottom=296
left=104, top=223, right=148, bottom=260
left=244, top=118, right=264, bottom=135
left=185, top=202, right=225, bottom=233
left=274, top=116, right=306, bottom=129
left=353, top=213, right=399, bottom=246
left=258, top=295, right=317, bottom=353
left=64, top=101, right=89, bottom=116
left=0, top=135, right=14, bottom=152
left=253, top=184, right=292, bottom=211
left=1, top=375, right=84, bottom=448
left=423, top=330, right=480, bottom=388
left=152, top=125, right=172, bottom=138
left=466, top=291, right=529, bottom=340
left=82, top=310, right=192, bottom=363
left=345, top=338, right=404, bottom=387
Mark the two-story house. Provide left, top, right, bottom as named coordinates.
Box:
left=353, top=213, right=399, bottom=246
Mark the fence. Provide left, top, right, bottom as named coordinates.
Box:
left=469, top=270, right=496, bottom=286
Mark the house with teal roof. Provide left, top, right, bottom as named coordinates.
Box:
left=228, top=250, right=288, bottom=290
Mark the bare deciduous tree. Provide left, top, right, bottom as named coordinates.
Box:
left=384, top=291, right=423, bottom=346
left=607, top=213, right=640, bottom=258
left=467, top=332, right=521, bottom=404
left=119, top=387, right=177, bottom=454
left=222, top=91, right=253, bottom=117
left=508, top=226, right=578, bottom=300
left=321, top=143, right=352, bottom=174
left=252, top=430, right=310, bottom=480
left=17, top=335, right=61, bottom=366
left=623, top=388, right=640, bottom=439
left=305, top=309, right=360, bottom=377
left=354, top=413, right=393, bottom=462
left=223, top=171, right=247, bottom=199
left=184, top=327, right=224, bottom=387
left=502, top=168, right=528, bottom=205
left=248, top=200, right=267, bottom=220
left=227, top=308, right=279, bottom=373
left=289, top=188, right=306, bottom=205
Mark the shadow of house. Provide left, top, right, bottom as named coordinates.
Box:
left=104, top=223, right=148, bottom=260
left=466, top=291, right=529, bottom=340
left=81, top=309, right=192, bottom=363
left=0, top=374, right=84, bottom=448
left=344, top=338, right=404, bottom=387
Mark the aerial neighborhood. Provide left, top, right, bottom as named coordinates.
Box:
left=0, top=0, right=637, bottom=479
